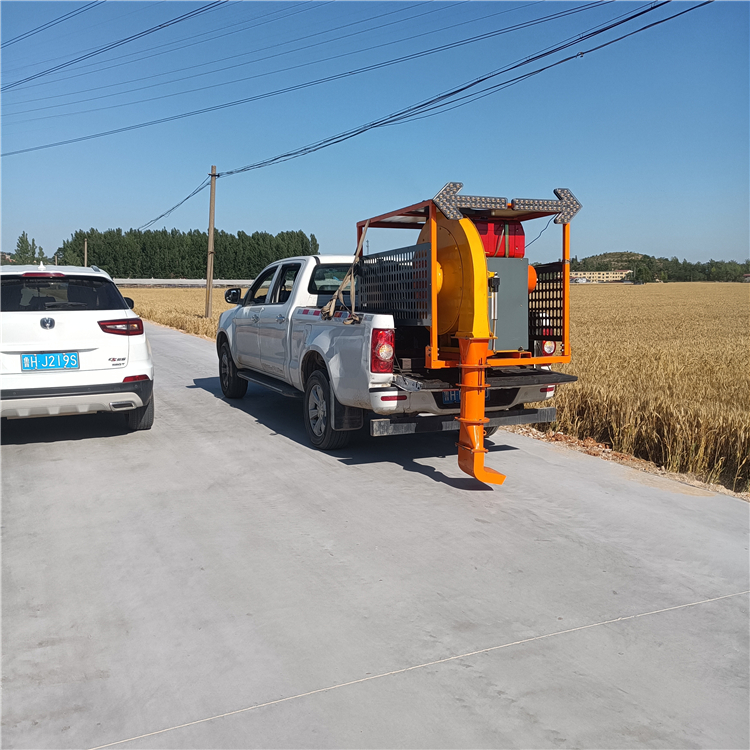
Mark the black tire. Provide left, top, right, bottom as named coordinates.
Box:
left=303, top=370, right=350, bottom=450
left=126, top=395, right=154, bottom=431
left=219, top=341, right=247, bottom=399
left=484, top=425, right=499, bottom=438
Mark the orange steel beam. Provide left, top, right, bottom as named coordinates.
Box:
left=562, top=222, right=571, bottom=356
left=456, top=338, right=505, bottom=485
left=427, top=202, right=441, bottom=369
left=356, top=200, right=432, bottom=231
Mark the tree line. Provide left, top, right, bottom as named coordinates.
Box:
left=2, top=228, right=319, bottom=278
left=570, top=252, right=750, bottom=282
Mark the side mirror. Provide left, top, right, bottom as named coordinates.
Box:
left=225, top=288, right=242, bottom=305
left=124, top=297, right=135, bottom=309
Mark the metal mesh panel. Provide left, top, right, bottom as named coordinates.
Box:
left=360, top=243, right=431, bottom=326
left=529, top=261, right=565, bottom=342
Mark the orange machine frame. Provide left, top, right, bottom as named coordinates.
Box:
left=356, top=201, right=572, bottom=372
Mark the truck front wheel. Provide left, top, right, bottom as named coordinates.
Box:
left=219, top=341, right=247, bottom=399
left=304, top=370, right=350, bottom=451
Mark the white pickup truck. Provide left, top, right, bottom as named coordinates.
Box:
left=216, top=254, right=575, bottom=450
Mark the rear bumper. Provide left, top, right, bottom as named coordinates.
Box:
left=1, top=380, right=153, bottom=418
left=370, top=407, right=555, bottom=436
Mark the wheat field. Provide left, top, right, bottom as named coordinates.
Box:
left=122, top=282, right=750, bottom=491
left=554, top=283, right=749, bottom=492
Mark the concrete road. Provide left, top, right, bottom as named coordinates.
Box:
left=2, top=323, right=748, bottom=750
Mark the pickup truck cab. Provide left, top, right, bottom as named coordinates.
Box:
left=216, top=254, right=575, bottom=450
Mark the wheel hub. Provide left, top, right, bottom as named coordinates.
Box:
left=308, top=384, right=327, bottom=436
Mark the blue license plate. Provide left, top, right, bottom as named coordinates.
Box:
left=442, top=389, right=491, bottom=405
left=22, top=352, right=79, bottom=371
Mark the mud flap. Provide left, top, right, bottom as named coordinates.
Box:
left=331, top=385, right=363, bottom=431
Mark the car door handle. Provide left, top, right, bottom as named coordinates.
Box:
left=276, top=315, right=285, bottom=323
left=251, top=314, right=260, bottom=323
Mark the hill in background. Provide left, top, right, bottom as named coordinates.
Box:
left=570, top=251, right=749, bottom=282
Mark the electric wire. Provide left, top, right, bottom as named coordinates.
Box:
left=2, top=1, right=606, bottom=137
left=1, top=1, right=295, bottom=77
left=217, top=1, right=675, bottom=176
left=2, top=1, right=449, bottom=105
left=1, top=1, right=230, bottom=92
left=2, top=1, right=461, bottom=113
left=137, top=0, right=711, bottom=229
left=1, top=1, right=106, bottom=49
left=526, top=218, right=555, bottom=249
left=0, top=1, right=662, bottom=159
left=3, top=2, right=598, bottom=124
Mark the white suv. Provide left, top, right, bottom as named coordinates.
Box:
left=0, top=264, right=154, bottom=430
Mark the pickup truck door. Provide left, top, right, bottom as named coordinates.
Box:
left=258, top=262, right=302, bottom=378
left=234, top=265, right=279, bottom=369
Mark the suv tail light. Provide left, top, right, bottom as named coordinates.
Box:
left=123, top=375, right=150, bottom=382
left=371, top=329, right=395, bottom=373
left=99, top=318, right=144, bottom=335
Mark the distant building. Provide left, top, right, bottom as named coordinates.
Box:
left=570, top=270, right=631, bottom=283
left=744, top=274, right=750, bottom=283
left=0, top=252, right=15, bottom=264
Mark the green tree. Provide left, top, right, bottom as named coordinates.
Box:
left=13, top=231, right=47, bottom=264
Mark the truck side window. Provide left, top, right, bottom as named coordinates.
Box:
left=270, top=264, right=301, bottom=305
left=244, top=267, right=277, bottom=305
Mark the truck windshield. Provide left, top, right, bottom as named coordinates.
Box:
left=308, top=265, right=352, bottom=294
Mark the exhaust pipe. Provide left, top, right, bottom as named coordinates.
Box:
left=110, top=401, right=136, bottom=411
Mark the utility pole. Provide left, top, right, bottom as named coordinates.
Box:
left=84, top=237, right=88, bottom=267
left=205, top=165, right=217, bottom=318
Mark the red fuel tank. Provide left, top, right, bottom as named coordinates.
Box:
left=475, top=220, right=525, bottom=258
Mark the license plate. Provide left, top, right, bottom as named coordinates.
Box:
left=442, top=389, right=490, bottom=405
left=21, top=352, right=79, bottom=371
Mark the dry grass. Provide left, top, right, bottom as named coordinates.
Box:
left=551, top=283, right=750, bottom=492
left=123, top=282, right=750, bottom=492
left=121, top=287, right=232, bottom=340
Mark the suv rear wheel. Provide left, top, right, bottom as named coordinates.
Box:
left=126, top=396, right=154, bottom=431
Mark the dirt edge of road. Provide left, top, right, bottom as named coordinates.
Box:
left=501, top=425, right=749, bottom=502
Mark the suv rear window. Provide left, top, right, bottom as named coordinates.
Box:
left=308, top=264, right=352, bottom=294
left=0, top=275, right=128, bottom=312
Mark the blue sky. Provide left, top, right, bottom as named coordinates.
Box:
left=2, top=1, right=748, bottom=265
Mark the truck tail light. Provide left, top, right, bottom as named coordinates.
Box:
left=99, top=318, right=144, bottom=335
left=371, top=329, right=395, bottom=373
left=542, top=340, right=556, bottom=355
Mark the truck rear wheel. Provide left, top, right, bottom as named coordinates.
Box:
left=219, top=341, right=247, bottom=399
left=304, top=370, right=350, bottom=451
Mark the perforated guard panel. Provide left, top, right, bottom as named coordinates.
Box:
left=360, top=243, right=431, bottom=326
left=529, top=262, right=565, bottom=342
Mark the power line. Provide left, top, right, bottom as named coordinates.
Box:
left=1, top=1, right=230, bottom=92
left=0, top=2, right=292, bottom=77
left=3, top=1, right=330, bottom=92
left=1, top=1, right=106, bottom=49
left=3, top=0, right=461, bottom=115
left=137, top=0, right=711, bottom=229
left=1, top=2, right=606, bottom=141
left=3, top=2, right=591, bottom=125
